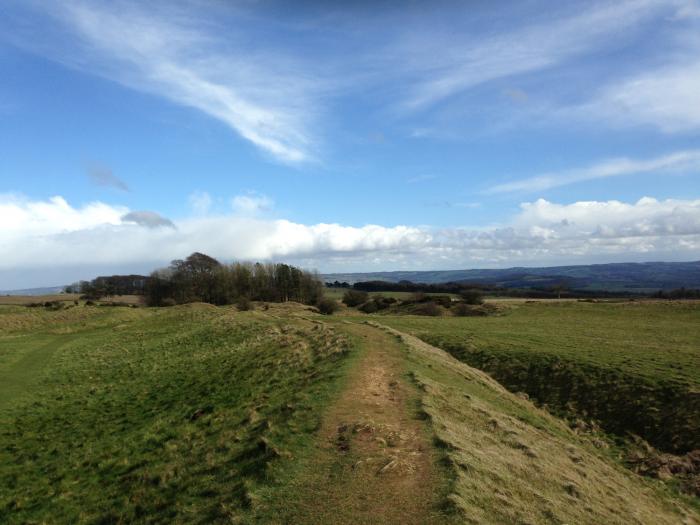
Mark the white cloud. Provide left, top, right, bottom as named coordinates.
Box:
left=2, top=194, right=700, bottom=288
left=24, top=1, right=319, bottom=164
left=231, top=192, right=274, bottom=216
left=578, top=59, right=700, bottom=132
left=487, top=150, right=700, bottom=194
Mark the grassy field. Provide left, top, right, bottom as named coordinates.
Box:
left=1, top=300, right=697, bottom=523
left=0, top=294, right=143, bottom=306
left=0, top=303, right=352, bottom=523
left=378, top=300, right=700, bottom=453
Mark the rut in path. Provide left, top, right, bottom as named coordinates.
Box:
left=275, top=321, right=451, bottom=524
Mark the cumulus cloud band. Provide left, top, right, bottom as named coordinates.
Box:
left=1, top=194, right=699, bottom=288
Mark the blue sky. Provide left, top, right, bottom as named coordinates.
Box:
left=1, top=0, right=700, bottom=288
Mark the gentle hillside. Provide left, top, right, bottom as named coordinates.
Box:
left=380, top=323, right=697, bottom=524
left=378, top=301, right=700, bottom=455
left=324, top=260, right=700, bottom=291
left=0, top=304, right=351, bottom=523
left=1, top=302, right=697, bottom=523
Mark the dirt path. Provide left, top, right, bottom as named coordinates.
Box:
left=275, top=321, right=449, bottom=524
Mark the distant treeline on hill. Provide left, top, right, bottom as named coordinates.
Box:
left=651, top=288, right=700, bottom=299
left=339, top=279, right=700, bottom=299
left=67, top=275, right=149, bottom=297
left=74, top=252, right=324, bottom=307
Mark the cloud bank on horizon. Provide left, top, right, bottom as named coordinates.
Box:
left=1, top=0, right=700, bottom=287
left=1, top=193, right=699, bottom=289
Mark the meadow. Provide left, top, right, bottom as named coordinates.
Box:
left=1, top=298, right=698, bottom=523
left=0, top=303, right=352, bottom=523
left=378, top=300, right=700, bottom=454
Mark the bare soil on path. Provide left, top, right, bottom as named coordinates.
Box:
left=273, top=320, right=450, bottom=524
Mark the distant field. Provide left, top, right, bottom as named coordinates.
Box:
left=379, top=300, right=700, bottom=453
left=323, top=287, right=458, bottom=301
left=0, top=294, right=142, bottom=306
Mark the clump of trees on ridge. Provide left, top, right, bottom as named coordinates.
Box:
left=146, top=253, right=324, bottom=307
left=75, top=252, right=325, bottom=308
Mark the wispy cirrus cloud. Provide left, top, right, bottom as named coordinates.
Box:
left=392, top=0, right=677, bottom=112
left=575, top=58, right=700, bottom=133
left=16, top=1, right=320, bottom=164
left=486, top=150, right=700, bottom=194
left=231, top=192, right=274, bottom=216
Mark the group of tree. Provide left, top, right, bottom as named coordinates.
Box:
left=325, top=280, right=351, bottom=288
left=348, top=279, right=650, bottom=299
left=144, top=252, right=324, bottom=307
left=67, top=275, right=149, bottom=299
left=651, top=288, right=700, bottom=300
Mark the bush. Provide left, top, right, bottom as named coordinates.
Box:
left=459, top=289, right=484, bottom=305
left=452, top=303, right=473, bottom=317
left=236, top=296, right=253, bottom=311
left=359, top=301, right=379, bottom=314
left=43, top=301, right=64, bottom=310
left=431, top=295, right=453, bottom=307
left=317, top=298, right=339, bottom=315
left=160, top=298, right=177, bottom=307
left=414, top=302, right=442, bottom=316
left=411, top=292, right=429, bottom=303
left=342, top=289, right=369, bottom=307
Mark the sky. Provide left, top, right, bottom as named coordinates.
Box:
left=1, top=0, right=700, bottom=288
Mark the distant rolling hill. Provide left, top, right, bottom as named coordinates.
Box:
left=323, top=260, right=700, bottom=291
left=0, top=286, right=67, bottom=296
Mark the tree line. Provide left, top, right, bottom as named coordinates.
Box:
left=67, top=275, right=149, bottom=299
left=72, top=252, right=325, bottom=308
left=345, top=279, right=651, bottom=299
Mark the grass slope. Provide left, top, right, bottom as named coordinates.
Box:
left=378, top=301, right=700, bottom=453
left=378, top=322, right=698, bottom=524
left=1, top=304, right=351, bottom=523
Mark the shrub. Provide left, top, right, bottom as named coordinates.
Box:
left=414, top=302, right=442, bottom=316
left=236, top=296, right=254, bottom=311
left=411, top=292, right=429, bottom=303
left=317, top=298, right=339, bottom=315
left=359, top=301, right=379, bottom=314
left=43, top=301, right=64, bottom=310
left=459, top=289, right=484, bottom=305
left=452, top=303, right=472, bottom=317
left=431, top=295, right=453, bottom=307
left=342, top=289, right=369, bottom=307
left=372, top=296, right=396, bottom=310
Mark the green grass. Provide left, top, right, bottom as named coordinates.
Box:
left=377, top=300, right=700, bottom=453
left=381, top=323, right=697, bottom=524
left=0, top=304, right=352, bottom=523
